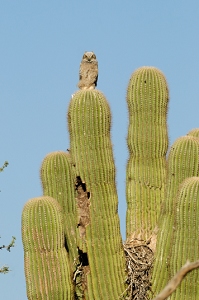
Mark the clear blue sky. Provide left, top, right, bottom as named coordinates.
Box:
left=1, top=1, right=199, bottom=299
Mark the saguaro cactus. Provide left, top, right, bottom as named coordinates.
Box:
left=187, top=128, right=199, bottom=138
left=152, top=136, right=199, bottom=295
left=126, top=66, right=169, bottom=245
left=169, top=177, right=199, bottom=299
left=40, top=151, right=78, bottom=266
left=21, top=196, right=73, bottom=299
left=68, top=90, right=127, bottom=299
left=22, top=61, right=199, bottom=300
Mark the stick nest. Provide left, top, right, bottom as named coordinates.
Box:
left=123, top=239, right=154, bottom=300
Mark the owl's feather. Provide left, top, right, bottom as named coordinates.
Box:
left=78, top=52, right=98, bottom=90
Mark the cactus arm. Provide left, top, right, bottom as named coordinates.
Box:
left=40, top=151, right=78, bottom=267
left=21, top=196, right=73, bottom=299
left=169, top=177, right=199, bottom=299
left=187, top=128, right=199, bottom=138
left=68, top=90, right=127, bottom=299
left=126, top=66, right=169, bottom=244
left=152, top=136, right=199, bottom=295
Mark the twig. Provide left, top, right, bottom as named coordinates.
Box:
left=0, top=236, right=16, bottom=252
left=0, top=161, right=9, bottom=172
left=0, top=266, right=10, bottom=274
left=122, top=241, right=154, bottom=299
left=153, top=260, right=199, bottom=300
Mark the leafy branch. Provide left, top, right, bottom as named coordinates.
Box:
left=0, top=161, right=9, bottom=192
left=0, top=236, right=16, bottom=252
left=0, top=236, right=16, bottom=274
left=0, top=265, right=10, bottom=274
left=0, top=161, right=15, bottom=274
left=0, top=161, right=9, bottom=173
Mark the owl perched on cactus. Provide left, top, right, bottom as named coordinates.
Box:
left=77, top=51, right=98, bottom=90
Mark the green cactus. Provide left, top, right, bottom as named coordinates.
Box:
left=187, top=128, right=199, bottom=138
left=21, top=196, right=73, bottom=299
left=126, top=66, right=169, bottom=244
left=40, top=151, right=78, bottom=266
left=152, top=136, right=199, bottom=295
left=68, top=90, right=127, bottom=299
left=169, top=177, right=199, bottom=299
left=22, top=63, right=199, bottom=300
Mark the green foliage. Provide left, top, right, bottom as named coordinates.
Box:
left=0, top=161, right=9, bottom=193
left=0, top=236, right=16, bottom=252
left=0, top=161, right=15, bottom=275
left=0, top=265, right=10, bottom=274
left=0, top=161, right=9, bottom=173
left=0, top=236, right=16, bottom=274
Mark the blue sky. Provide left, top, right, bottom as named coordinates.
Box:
left=1, top=1, right=199, bottom=299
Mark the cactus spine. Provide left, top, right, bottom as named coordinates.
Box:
left=68, top=90, right=127, bottom=299
left=126, top=67, right=169, bottom=243
left=21, top=196, right=73, bottom=299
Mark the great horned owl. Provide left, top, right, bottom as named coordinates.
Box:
left=78, top=51, right=98, bottom=90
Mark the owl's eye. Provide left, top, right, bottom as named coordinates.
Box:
left=92, top=54, right=96, bottom=59
left=83, top=54, right=87, bottom=59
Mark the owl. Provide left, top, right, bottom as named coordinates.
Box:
left=78, top=51, right=98, bottom=90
